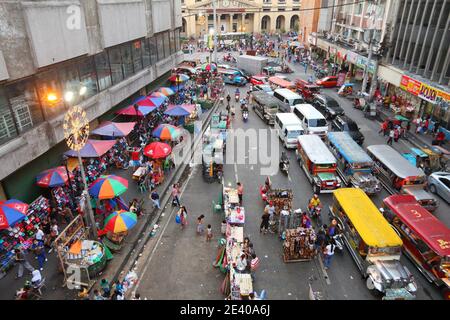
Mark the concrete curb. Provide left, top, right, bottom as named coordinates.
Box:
left=108, top=100, right=221, bottom=286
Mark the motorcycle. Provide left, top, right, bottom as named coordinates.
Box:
left=332, top=234, right=344, bottom=252
left=242, top=111, right=249, bottom=122
left=235, top=93, right=240, bottom=102
left=308, top=205, right=322, bottom=226
left=279, top=159, right=289, bottom=175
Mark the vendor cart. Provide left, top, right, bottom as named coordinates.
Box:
left=283, top=227, right=317, bottom=263
left=265, top=189, right=293, bottom=215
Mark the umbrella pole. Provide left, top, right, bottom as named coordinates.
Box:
left=77, top=151, right=98, bottom=240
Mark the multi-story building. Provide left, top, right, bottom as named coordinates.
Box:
left=181, top=0, right=301, bottom=37
left=0, top=0, right=183, bottom=201
left=298, top=0, right=321, bottom=44
left=312, top=0, right=450, bottom=128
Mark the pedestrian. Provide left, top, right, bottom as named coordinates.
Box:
left=323, top=240, right=336, bottom=270
left=100, top=278, right=111, bottom=298
left=423, top=117, right=430, bottom=134
left=60, top=205, right=73, bottom=225
left=35, top=227, right=45, bottom=245
left=171, top=183, right=181, bottom=207
left=14, top=248, right=34, bottom=279
left=279, top=206, right=290, bottom=233
left=260, top=210, right=270, bottom=234
left=435, top=131, right=446, bottom=146
left=314, top=225, right=327, bottom=255
left=131, top=292, right=141, bottom=300
left=327, top=219, right=337, bottom=237
left=150, top=189, right=161, bottom=209
left=237, top=182, right=244, bottom=205
left=387, top=129, right=394, bottom=145
left=93, top=289, right=105, bottom=300
left=301, top=212, right=311, bottom=228
left=206, top=224, right=213, bottom=241
left=433, top=120, right=440, bottom=135
left=378, top=120, right=388, bottom=135
left=197, top=215, right=205, bottom=235
left=31, top=239, right=46, bottom=271
left=394, top=127, right=400, bottom=142
left=221, top=220, right=227, bottom=235
left=414, top=116, right=422, bottom=133
left=178, top=206, right=188, bottom=229
left=250, top=253, right=260, bottom=272
left=265, top=201, right=275, bottom=222
left=235, top=253, right=248, bottom=273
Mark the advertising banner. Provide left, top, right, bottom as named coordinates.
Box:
left=400, top=75, right=449, bottom=104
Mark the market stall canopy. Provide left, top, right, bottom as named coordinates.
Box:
left=149, top=92, right=169, bottom=100
left=104, top=210, right=137, bottom=233
left=146, top=96, right=166, bottom=107
left=0, top=200, right=29, bottom=230
left=143, top=142, right=172, bottom=159
left=115, top=105, right=156, bottom=117
left=36, top=166, right=73, bottom=188
left=103, top=197, right=129, bottom=211
left=89, top=175, right=129, bottom=200
left=91, top=121, right=136, bottom=137
left=64, top=139, right=116, bottom=158
left=157, top=87, right=175, bottom=96
left=152, top=124, right=181, bottom=140
left=164, top=104, right=196, bottom=117
left=168, top=74, right=189, bottom=83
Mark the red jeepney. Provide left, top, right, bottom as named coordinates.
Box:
left=295, top=79, right=321, bottom=102
left=383, top=194, right=450, bottom=300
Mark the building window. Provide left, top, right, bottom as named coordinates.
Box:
left=156, top=33, right=165, bottom=61
left=78, top=57, right=98, bottom=99
left=6, top=80, right=44, bottom=134
left=148, top=36, right=158, bottom=64
left=175, top=29, right=181, bottom=52
left=132, top=40, right=143, bottom=72
left=35, top=70, right=64, bottom=120
left=121, top=43, right=134, bottom=78
left=141, top=38, right=151, bottom=67
left=169, top=31, right=176, bottom=55
left=108, top=46, right=124, bottom=85
left=0, top=88, right=18, bottom=145
left=163, top=32, right=170, bottom=58
left=94, top=52, right=112, bottom=91
left=59, top=64, right=80, bottom=103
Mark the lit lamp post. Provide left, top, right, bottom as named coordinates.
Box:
left=63, top=105, right=98, bottom=240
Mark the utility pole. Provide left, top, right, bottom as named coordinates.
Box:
left=212, top=0, right=218, bottom=64
left=361, top=30, right=374, bottom=95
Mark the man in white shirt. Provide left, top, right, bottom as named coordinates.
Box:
left=236, top=253, right=247, bottom=273
left=323, top=241, right=335, bottom=270
left=279, top=207, right=290, bottom=234
left=35, top=228, right=44, bottom=243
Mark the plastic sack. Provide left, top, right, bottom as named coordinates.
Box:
left=175, top=215, right=181, bottom=224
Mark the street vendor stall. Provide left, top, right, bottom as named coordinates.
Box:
left=283, top=227, right=317, bottom=263
left=101, top=210, right=137, bottom=251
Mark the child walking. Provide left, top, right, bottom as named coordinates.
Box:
left=206, top=224, right=213, bottom=241
left=197, top=215, right=205, bottom=235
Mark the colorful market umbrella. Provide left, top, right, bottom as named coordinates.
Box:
left=104, top=210, right=137, bottom=233
left=0, top=200, right=29, bottom=230
left=149, top=92, right=169, bottom=100
left=64, top=139, right=116, bottom=158
left=146, top=96, right=166, bottom=107
left=157, top=87, right=175, bottom=96
left=115, top=105, right=156, bottom=117
left=168, top=74, right=189, bottom=83
left=36, top=166, right=72, bottom=188
left=164, top=104, right=196, bottom=117
left=91, top=121, right=136, bottom=137
left=152, top=124, right=181, bottom=140
left=200, top=63, right=217, bottom=72
left=143, top=142, right=172, bottom=159
left=89, top=175, right=129, bottom=200
left=135, top=97, right=159, bottom=108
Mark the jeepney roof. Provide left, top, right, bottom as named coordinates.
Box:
left=328, top=132, right=373, bottom=165
left=333, top=188, right=403, bottom=248
left=367, top=145, right=425, bottom=179
left=297, top=135, right=336, bottom=165
left=252, top=91, right=280, bottom=107
left=402, top=186, right=436, bottom=201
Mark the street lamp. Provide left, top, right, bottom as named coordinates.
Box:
left=63, top=105, right=98, bottom=240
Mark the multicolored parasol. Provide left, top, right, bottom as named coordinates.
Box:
left=143, top=142, right=172, bottom=159
left=36, top=166, right=72, bottom=188
left=152, top=124, right=181, bottom=140
left=200, top=63, right=217, bottom=72
left=104, top=210, right=137, bottom=233
left=168, top=74, right=189, bottom=83
left=0, top=200, right=29, bottom=230
left=149, top=92, right=169, bottom=100
left=89, top=175, right=129, bottom=200
left=157, top=87, right=175, bottom=96
left=164, top=104, right=196, bottom=117
left=91, top=121, right=136, bottom=137
left=64, top=139, right=116, bottom=158
left=146, top=96, right=166, bottom=107
left=115, top=105, right=156, bottom=117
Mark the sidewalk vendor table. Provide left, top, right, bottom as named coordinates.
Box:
left=223, top=187, right=240, bottom=206
left=132, top=166, right=148, bottom=180
left=225, top=207, right=245, bottom=225
left=283, top=228, right=317, bottom=263
left=65, top=240, right=107, bottom=277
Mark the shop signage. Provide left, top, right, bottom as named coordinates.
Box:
left=400, top=75, right=450, bottom=104
left=346, top=51, right=375, bottom=73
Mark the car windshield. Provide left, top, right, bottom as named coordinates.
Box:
left=293, top=98, right=304, bottom=105
left=261, top=86, right=272, bottom=92
left=287, top=130, right=302, bottom=139
left=327, top=99, right=340, bottom=109
left=345, top=122, right=358, bottom=131
left=309, top=119, right=327, bottom=127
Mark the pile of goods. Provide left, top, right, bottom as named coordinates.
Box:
left=283, top=228, right=317, bottom=262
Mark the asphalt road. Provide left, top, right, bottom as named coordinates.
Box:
left=133, top=50, right=447, bottom=300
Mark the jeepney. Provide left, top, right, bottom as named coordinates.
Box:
left=367, top=145, right=438, bottom=211
left=296, top=135, right=341, bottom=194
left=383, top=195, right=450, bottom=300
left=327, top=132, right=381, bottom=195
left=251, top=91, right=280, bottom=125
left=330, top=188, right=417, bottom=299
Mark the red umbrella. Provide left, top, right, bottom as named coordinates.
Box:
left=143, top=142, right=172, bottom=159
left=36, top=166, right=73, bottom=188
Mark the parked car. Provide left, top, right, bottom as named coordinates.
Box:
left=229, top=68, right=251, bottom=80
left=331, top=115, right=365, bottom=145
left=253, top=84, right=274, bottom=96
left=316, top=76, right=338, bottom=88
left=250, top=75, right=267, bottom=86
left=428, top=172, right=450, bottom=203
left=223, top=73, right=247, bottom=86
left=312, top=94, right=344, bottom=119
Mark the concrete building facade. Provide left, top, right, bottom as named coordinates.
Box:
left=0, top=0, right=183, bottom=200
left=181, top=0, right=302, bottom=37
left=297, top=0, right=321, bottom=45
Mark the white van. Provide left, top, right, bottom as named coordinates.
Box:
left=274, top=113, right=304, bottom=148
left=292, top=104, right=328, bottom=138
left=273, top=89, right=304, bottom=110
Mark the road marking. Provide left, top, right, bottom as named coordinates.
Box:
left=288, top=174, right=292, bottom=182
left=234, top=162, right=239, bottom=183
left=316, top=256, right=332, bottom=285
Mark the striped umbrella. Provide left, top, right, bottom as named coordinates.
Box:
left=157, top=87, right=175, bottom=96
left=146, top=96, right=166, bottom=107
left=149, top=92, right=169, bottom=100
left=0, top=200, right=29, bottom=230
left=115, top=105, right=156, bottom=117
left=104, top=210, right=137, bottom=233
left=36, top=166, right=72, bottom=188
left=168, top=74, right=189, bottom=83
left=89, top=175, right=129, bottom=200
left=152, top=124, right=181, bottom=140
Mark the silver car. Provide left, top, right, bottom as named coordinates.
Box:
left=428, top=172, right=450, bottom=203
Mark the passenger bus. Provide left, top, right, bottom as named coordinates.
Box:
left=296, top=135, right=341, bottom=193
left=327, top=132, right=381, bottom=195
left=382, top=195, right=450, bottom=299
left=367, top=145, right=438, bottom=211
left=330, top=188, right=418, bottom=299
